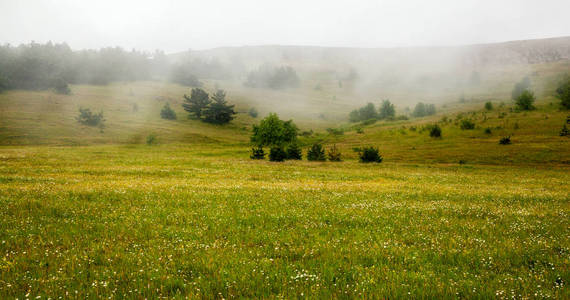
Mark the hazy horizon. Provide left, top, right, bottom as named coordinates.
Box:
left=1, top=0, right=570, bottom=53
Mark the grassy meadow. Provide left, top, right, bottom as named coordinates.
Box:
left=0, top=60, right=569, bottom=298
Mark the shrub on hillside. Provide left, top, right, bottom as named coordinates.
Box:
left=250, top=147, right=265, bottom=159
left=429, top=124, right=442, bottom=138
left=499, top=136, right=512, bottom=145
left=485, top=102, right=493, bottom=111
left=484, top=127, right=492, bottom=134
left=307, top=144, right=326, bottom=161
left=146, top=134, right=157, bottom=145
left=356, top=147, right=383, bottom=163
left=556, top=75, right=570, bottom=109
left=560, top=124, right=569, bottom=137
left=326, top=128, right=344, bottom=135
left=160, top=103, right=177, bottom=120
left=515, top=90, right=536, bottom=111
left=53, top=78, right=71, bottom=95
left=269, top=147, right=287, bottom=162
left=248, top=107, right=258, bottom=118
left=327, top=144, right=342, bottom=162
left=286, top=143, right=302, bottom=160
left=413, top=102, right=436, bottom=117
left=76, top=108, right=105, bottom=127
left=460, top=119, right=475, bottom=130
left=512, top=77, right=531, bottom=101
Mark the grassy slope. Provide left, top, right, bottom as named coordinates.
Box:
left=0, top=145, right=568, bottom=298
left=0, top=61, right=569, bottom=298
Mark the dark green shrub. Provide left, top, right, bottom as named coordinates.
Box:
left=269, top=147, right=287, bottom=162
left=361, top=118, right=377, bottom=126
left=248, top=107, right=258, bottom=118
left=485, top=102, right=493, bottom=110
left=484, top=127, right=492, bottom=134
left=286, top=144, right=302, bottom=160
left=76, top=108, right=105, bottom=127
left=160, top=103, right=177, bottom=120
left=327, top=145, right=342, bottom=162
left=357, top=147, right=383, bottom=163
left=146, top=134, right=157, bottom=145
left=460, top=119, right=475, bottom=130
left=429, top=124, right=442, bottom=138
left=250, top=147, right=265, bottom=159
left=307, top=144, right=326, bottom=161
left=560, top=124, right=569, bottom=137
left=326, top=128, right=344, bottom=135
left=54, top=78, right=71, bottom=95
left=515, top=90, right=535, bottom=111
left=499, top=136, right=511, bottom=145
left=556, top=76, right=570, bottom=109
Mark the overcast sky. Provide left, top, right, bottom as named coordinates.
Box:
left=1, top=0, right=569, bottom=53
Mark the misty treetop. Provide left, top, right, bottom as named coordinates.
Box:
left=244, top=64, right=300, bottom=89
left=349, top=100, right=396, bottom=122
left=412, top=102, right=436, bottom=118
left=182, top=88, right=236, bottom=124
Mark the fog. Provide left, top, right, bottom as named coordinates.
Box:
left=1, top=0, right=570, bottom=52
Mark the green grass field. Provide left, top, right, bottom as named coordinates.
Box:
left=0, top=64, right=569, bottom=298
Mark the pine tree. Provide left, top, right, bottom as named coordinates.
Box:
left=203, top=90, right=237, bottom=124
left=182, top=88, right=210, bottom=119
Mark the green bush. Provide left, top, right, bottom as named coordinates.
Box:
left=429, top=124, right=442, bottom=138
left=307, top=144, right=326, bottom=161
left=146, top=134, right=157, bottom=145
left=499, top=136, right=512, bottom=145
left=515, top=90, right=535, bottom=111
left=250, top=147, right=265, bottom=159
left=356, top=147, right=383, bottom=163
left=269, top=147, right=287, bottom=162
left=327, top=145, right=342, bottom=162
left=286, top=144, right=302, bottom=160
left=460, top=119, right=475, bottom=130
left=248, top=107, right=259, bottom=118
left=160, top=103, right=177, bottom=120
left=484, top=127, right=492, bottom=134
left=76, top=108, right=105, bottom=127
left=326, top=128, right=344, bottom=135
left=556, top=75, right=570, bottom=109
left=484, top=102, right=493, bottom=111
left=53, top=78, right=71, bottom=95
left=560, top=124, right=569, bottom=137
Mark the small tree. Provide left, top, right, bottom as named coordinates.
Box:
left=512, top=77, right=531, bottom=101
left=160, top=103, right=177, bottom=120
left=53, top=78, right=71, bottom=95
left=378, top=99, right=395, bottom=120
left=499, top=136, right=512, bottom=145
left=460, top=119, right=475, bottom=130
left=413, top=102, right=426, bottom=117
left=182, top=88, right=210, bottom=119
left=430, top=124, right=442, bottom=138
left=307, top=144, right=326, bottom=161
left=269, top=147, right=287, bottom=162
left=286, top=143, right=302, bottom=160
left=356, top=147, right=383, bottom=163
left=76, top=108, right=105, bottom=127
left=485, top=102, right=493, bottom=111
left=202, top=90, right=236, bottom=124
left=248, top=107, right=259, bottom=118
left=555, top=75, right=570, bottom=109
left=250, top=147, right=265, bottom=159
left=560, top=124, right=569, bottom=137
left=359, top=103, right=378, bottom=120
left=349, top=109, right=361, bottom=122
left=515, top=90, right=535, bottom=111
left=251, top=113, right=298, bottom=148
left=327, top=144, right=342, bottom=162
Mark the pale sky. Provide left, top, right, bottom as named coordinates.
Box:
left=1, top=0, right=569, bottom=53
